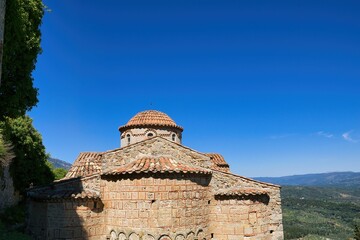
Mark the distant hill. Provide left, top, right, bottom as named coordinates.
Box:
left=254, top=171, right=360, bottom=187
left=281, top=185, right=360, bottom=239
left=48, top=158, right=72, bottom=170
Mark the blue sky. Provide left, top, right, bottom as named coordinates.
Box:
left=30, top=0, right=360, bottom=177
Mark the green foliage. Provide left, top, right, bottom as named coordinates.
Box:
left=282, top=186, right=360, bottom=239
left=0, top=0, right=44, bottom=118
left=355, top=225, right=360, bottom=240
left=52, top=167, right=68, bottom=180
left=47, top=160, right=68, bottom=180
left=0, top=133, right=14, bottom=179
left=0, top=221, right=31, bottom=240
left=0, top=203, right=26, bottom=225
left=0, top=135, right=5, bottom=157
left=0, top=116, right=54, bottom=193
left=0, top=203, right=32, bottom=240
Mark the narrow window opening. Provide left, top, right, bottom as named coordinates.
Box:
left=127, top=134, right=131, bottom=145
left=211, top=233, right=214, bottom=238
left=172, top=134, right=176, bottom=141
left=208, top=200, right=211, bottom=204
left=270, top=230, right=274, bottom=234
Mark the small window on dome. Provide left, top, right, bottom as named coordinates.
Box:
left=127, top=134, right=131, bottom=145
left=172, top=134, right=176, bottom=141
left=147, top=133, right=154, bottom=137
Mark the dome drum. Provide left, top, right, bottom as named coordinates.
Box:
left=119, top=110, right=183, bottom=146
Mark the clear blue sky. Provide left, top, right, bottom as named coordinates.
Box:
left=30, top=0, right=360, bottom=177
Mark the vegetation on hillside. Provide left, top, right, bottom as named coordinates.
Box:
left=47, top=160, right=68, bottom=180
left=256, top=171, right=360, bottom=187
left=0, top=116, right=54, bottom=194
left=281, top=186, right=360, bottom=240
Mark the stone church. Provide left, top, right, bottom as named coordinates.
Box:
left=27, top=110, right=283, bottom=240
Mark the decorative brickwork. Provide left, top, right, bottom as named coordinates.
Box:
left=27, top=110, right=283, bottom=240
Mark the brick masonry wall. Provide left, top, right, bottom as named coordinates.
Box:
left=101, top=173, right=211, bottom=240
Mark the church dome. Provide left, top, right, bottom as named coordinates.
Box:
left=119, top=110, right=183, bottom=132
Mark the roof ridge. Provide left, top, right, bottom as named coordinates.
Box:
left=103, top=156, right=212, bottom=176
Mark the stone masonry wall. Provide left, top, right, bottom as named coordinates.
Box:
left=209, top=171, right=283, bottom=240
left=27, top=199, right=105, bottom=240
left=209, top=194, right=272, bottom=240
left=102, top=138, right=212, bottom=172
left=101, top=173, right=211, bottom=240
left=0, top=165, right=20, bottom=211
left=120, top=127, right=182, bottom=147
left=27, top=200, right=48, bottom=239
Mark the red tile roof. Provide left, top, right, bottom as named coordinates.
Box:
left=104, top=157, right=211, bottom=176
left=28, top=189, right=100, bottom=200
left=119, top=110, right=183, bottom=132
left=64, top=152, right=102, bottom=179
left=205, top=153, right=230, bottom=172
left=215, top=188, right=268, bottom=196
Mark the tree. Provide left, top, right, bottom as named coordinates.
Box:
left=0, top=133, right=13, bottom=178
left=0, top=0, right=5, bottom=85
left=355, top=225, right=360, bottom=240
left=0, top=0, right=44, bottom=118
left=52, top=168, right=68, bottom=180
left=0, top=116, right=54, bottom=194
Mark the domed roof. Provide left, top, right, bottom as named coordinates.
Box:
left=119, top=110, right=183, bottom=132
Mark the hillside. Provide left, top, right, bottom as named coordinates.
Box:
left=255, top=171, right=360, bottom=187
left=48, top=158, right=72, bottom=170
left=281, top=185, right=360, bottom=240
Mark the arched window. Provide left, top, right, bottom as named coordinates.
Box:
left=147, top=132, right=154, bottom=137
left=172, top=134, right=176, bottom=141
left=127, top=134, right=131, bottom=145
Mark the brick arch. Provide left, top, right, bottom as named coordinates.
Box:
left=118, top=232, right=127, bottom=240
left=144, top=129, right=157, bottom=137
left=121, top=130, right=134, bottom=138
left=128, top=232, right=140, bottom=240
left=143, top=234, right=155, bottom=240
left=186, top=232, right=195, bottom=240
left=196, top=229, right=205, bottom=240
left=159, top=234, right=172, bottom=240
left=110, top=230, right=118, bottom=240
left=175, top=234, right=185, bottom=240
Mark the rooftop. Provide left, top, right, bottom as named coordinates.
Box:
left=119, top=110, right=183, bottom=132
left=103, top=156, right=211, bottom=176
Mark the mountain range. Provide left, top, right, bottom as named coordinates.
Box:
left=47, top=157, right=360, bottom=188
left=254, top=171, right=360, bottom=187
left=48, top=158, right=72, bottom=170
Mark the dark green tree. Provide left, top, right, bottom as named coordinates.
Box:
left=52, top=168, right=68, bottom=180
left=0, top=0, right=44, bottom=118
left=0, top=116, right=54, bottom=194
left=355, top=225, right=360, bottom=240
left=0, top=133, right=13, bottom=179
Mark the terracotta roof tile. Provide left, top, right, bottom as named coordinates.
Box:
left=104, top=157, right=211, bottom=176
left=119, top=110, right=183, bottom=132
left=28, top=189, right=100, bottom=200
left=205, top=153, right=230, bottom=172
left=215, top=188, right=268, bottom=196
left=64, top=152, right=102, bottom=179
